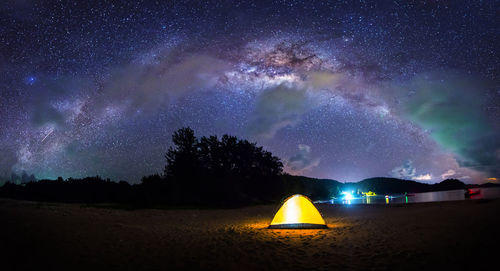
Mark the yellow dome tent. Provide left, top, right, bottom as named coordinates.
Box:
left=268, top=194, right=327, bottom=229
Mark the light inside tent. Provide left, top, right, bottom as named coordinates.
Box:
left=269, top=194, right=327, bottom=229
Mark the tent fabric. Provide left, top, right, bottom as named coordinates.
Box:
left=268, top=194, right=327, bottom=229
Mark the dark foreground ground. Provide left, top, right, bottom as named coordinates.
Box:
left=1, top=198, right=499, bottom=271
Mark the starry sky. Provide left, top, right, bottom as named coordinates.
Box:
left=1, top=0, right=499, bottom=184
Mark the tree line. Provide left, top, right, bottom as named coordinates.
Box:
left=0, top=128, right=287, bottom=206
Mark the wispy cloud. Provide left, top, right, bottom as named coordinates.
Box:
left=286, top=144, right=320, bottom=174
left=440, top=169, right=456, bottom=180
left=412, top=173, right=432, bottom=181
left=247, top=84, right=312, bottom=139
left=390, top=160, right=416, bottom=179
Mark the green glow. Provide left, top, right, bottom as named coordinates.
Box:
left=403, top=73, right=497, bottom=167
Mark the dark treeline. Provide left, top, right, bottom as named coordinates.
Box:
left=0, top=128, right=285, bottom=206
left=1, top=171, right=37, bottom=185
left=0, top=128, right=496, bottom=206
left=1, top=174, right=489, bottom=206
left=0, top=176, right=134, bottom=203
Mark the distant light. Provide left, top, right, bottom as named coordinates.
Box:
left=362, top=191, right=376, bottom=197
left=341, top=191, right=353, bottom=201
left=24, top=76, right=36, bottom=85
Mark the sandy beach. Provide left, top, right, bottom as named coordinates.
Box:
left=1, top=198, right=498, bottom=270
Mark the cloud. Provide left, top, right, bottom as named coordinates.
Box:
left=412, top=173, right=432, bottom=181
left=98, top=52, right=231, bottom=116
left=247, top=84, right=312, bottom=138
left=401, top=73, right=500, bottom=175
left=390, top=160, right=416, bottom=179
left=28, top=77, right=86, bottom=127
left=440, top=169, right=456, bottom=180
left=31, top=106, right=65, bottom=126
left=307, top=72, right=344, bottom=89
left=286, top=144, right=320, bottom=174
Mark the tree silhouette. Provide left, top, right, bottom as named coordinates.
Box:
left=164, top=127, right=200, bottom=179
left=163, top=127, right=284, bottom=203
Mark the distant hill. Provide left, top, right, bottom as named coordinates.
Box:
left=348, top=177, right=468, bottom=194
left=281, top=174, right=343, bottom=200
left=280, top=176, right=487, bottom=200
left=347, top=177, right=431, bottom=194
left=433, top=178, right=467, bottom=191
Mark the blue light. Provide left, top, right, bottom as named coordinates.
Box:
left=341, top=191, right=353, bottom=201
left=25, top=76, right=36, bottom=85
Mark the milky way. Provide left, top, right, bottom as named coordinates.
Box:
left=1, top=1, right=499, bottom=183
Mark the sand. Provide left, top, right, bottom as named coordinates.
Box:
left=1, top=198, right=499, bottom=270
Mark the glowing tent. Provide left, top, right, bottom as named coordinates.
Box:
left=268, top=194, right=327, bottom=229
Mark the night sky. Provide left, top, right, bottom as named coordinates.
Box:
left=1, top=0, right=498, bottom=184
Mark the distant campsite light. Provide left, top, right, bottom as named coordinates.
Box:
left=268, top=194, right=327, bottom=229
left=362, top=191, right=376, bottom=197
left=341, top=191, right=354, bottom=201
